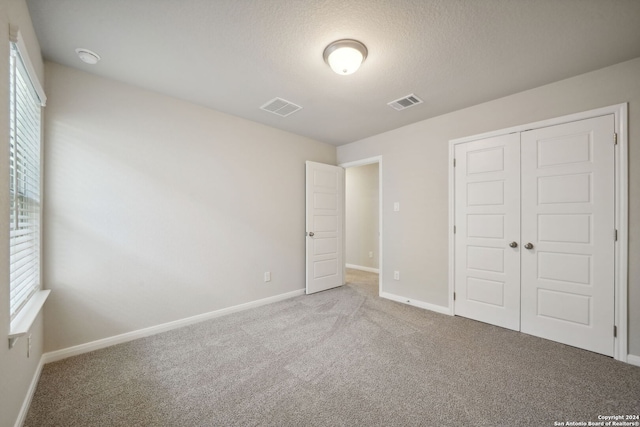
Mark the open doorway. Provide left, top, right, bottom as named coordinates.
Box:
left=341, top=157, right=382, bottom=295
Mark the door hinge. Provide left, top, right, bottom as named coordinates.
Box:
left=615, top=229, right=618, bottom=241
left=453, top=292, right=456, bottom=301
left=614, top=325, right=617, bottom=338
left=613, top=132, right=618, bottom=145
left=453, top=158, right=456, bottom=167
left=453, top=225, right=456, bottom=234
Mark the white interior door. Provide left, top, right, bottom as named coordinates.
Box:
left=454, top=133, right=521, bottom=331
left=520, top=115, right=615, bottom=356
left=306, top=161, right=344, bottom=294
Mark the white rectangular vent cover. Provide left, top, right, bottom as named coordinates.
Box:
left=388, top=94, right=423, bottom=111
left=260, top=97, right=302, bottom=117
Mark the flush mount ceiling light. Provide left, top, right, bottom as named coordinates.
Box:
left=75, top=48, right=101, bottom=65
left=323, top=39, right=367, bottom=75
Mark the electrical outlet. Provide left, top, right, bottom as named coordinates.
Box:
left=369, top=251, right=373, bottom=258
left=264, top=272, right=271, bottom=282
left=394, top=271, right=400, bottom=280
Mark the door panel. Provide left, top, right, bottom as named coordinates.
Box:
left=306, top=161, right=344, bottom=294
left=467, top=181, right=505, bottom=205
left=454, top=133, right=521, bottom=331
left=538, top=214, right=591, bottom=243
left=467, top=214, right=504, bottom=238
left=538, top=173, right=591, bottom=204
left=520, top=115, right=614, bottom=356
left=536, top=289, right=590, bottom=325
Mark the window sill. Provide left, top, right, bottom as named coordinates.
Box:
left=8, top=289, right=50, bottom=349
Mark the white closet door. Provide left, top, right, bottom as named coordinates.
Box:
left=520, top=115, right=615, bottom=356
left=454, top=133, right=521, bottom=331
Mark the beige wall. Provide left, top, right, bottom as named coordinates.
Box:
left=337, top=57, right=640, bottom=357
left=42, top=62, right=336, bottom=352
left=0, top=1, right=46, bottom=426
left=346, top=163, right=379, bottom=270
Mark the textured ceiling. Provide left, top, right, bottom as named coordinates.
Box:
left=26, top=0, right=640, bottom=146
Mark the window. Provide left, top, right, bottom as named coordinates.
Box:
left=9, top=41, right=43, bottom=321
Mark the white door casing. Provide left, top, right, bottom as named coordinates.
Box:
left=454, top=133, right=521, bottom=331
left=306, top=161, right=344, bottom=294
left=520, top=115, right=615, bottom=356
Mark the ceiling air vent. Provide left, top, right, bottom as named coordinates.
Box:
left=387, top=94, right=423, bottom=111
left=260, top=97, right=302, bottom=117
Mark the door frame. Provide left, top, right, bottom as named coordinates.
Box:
left=448, top=103, right=628, bottom=362
left=340, top=156, right=383, bottom=296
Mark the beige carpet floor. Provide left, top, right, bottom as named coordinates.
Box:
left=25, top=269, right=640, bottom=426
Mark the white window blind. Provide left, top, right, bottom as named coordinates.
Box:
left=9, top=42, right=42, bottom=321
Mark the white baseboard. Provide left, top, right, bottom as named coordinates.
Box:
left=14, top=355, right=45, bottom=427
left=43, top=288, right=305, bottom=364
left=380, top=291, right=452, bottom=315
left=627, top=354, right=640, bottom=367
left=346, top=264, right=379, bottom=274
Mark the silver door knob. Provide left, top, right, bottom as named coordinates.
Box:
left=308, top=232, right=314, bottom=237
left=524, top=243, right=534, bottom=250
left=509, top=241, right=518, bottom=248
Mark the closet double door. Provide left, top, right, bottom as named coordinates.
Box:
left=454, top=115, right=615, bottom=356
